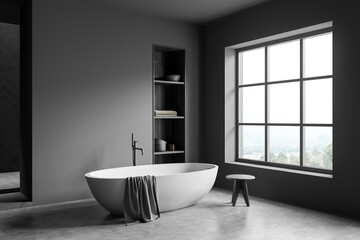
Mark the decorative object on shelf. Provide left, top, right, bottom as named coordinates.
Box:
left=154, top=110, right=178, bottom=117
left=154, top=60, right=164, bottom=79
left=155, top=138, right=166, bottom=152
left=168, top=144, right=175, bottom=151
left=165, top=74, right=181, bottom=82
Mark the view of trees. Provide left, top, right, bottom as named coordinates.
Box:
left=304, top=143, right=332, bottom=170
left=247, top=143, right=332, bottom=170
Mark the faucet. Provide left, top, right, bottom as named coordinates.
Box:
left=131, top=133, right=143, bottom=166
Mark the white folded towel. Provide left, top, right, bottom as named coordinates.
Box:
left=154, top=110, right=178, bottom=116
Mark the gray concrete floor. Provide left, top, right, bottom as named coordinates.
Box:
left=1, top=188, right=360, bottom=240
left=0, top=192, right=31, bottom=211
left=0, top=172, right=19, bottom=190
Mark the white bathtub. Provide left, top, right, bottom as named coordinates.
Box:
left=85, top=163, right=218, bottom=216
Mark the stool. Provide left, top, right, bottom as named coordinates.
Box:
left=226, top=174, right=255, bottom=207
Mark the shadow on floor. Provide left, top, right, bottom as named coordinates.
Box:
left=5, top=200, right=125, bottom=230
left=0, top=192, right=27, bottom=202
left=0, top=192, right=31, bottom=211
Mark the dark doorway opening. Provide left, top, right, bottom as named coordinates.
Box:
left=0, top=0, right=32, bottom=205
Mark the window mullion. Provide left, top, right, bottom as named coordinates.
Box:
left=300, top=38, right=304, bottom=167
left=265, top=46, right=268, bottom=163
left=236, top=52, right=240, bottom=159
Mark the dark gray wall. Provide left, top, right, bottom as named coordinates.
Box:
left=32, top=0, right=202, bottom=205
left=204, top=0, right=360, bottom=218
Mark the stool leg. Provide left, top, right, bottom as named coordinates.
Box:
left=231, top=181, right=241, bottom=206
left=240, top=181, right=250, bottom=206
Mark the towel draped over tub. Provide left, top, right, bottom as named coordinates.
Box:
left=124, top=175, right=160, bottom=224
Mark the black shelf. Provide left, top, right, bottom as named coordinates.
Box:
left=154, top=116, right=184, bottom=119
left=154, top=150, right=185, bottom=155
left=155, top=80, right=184, bottom=85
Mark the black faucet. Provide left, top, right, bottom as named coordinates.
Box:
left=131, top=133, right=143, bottom=166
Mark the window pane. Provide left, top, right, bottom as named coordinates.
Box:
left=269, top=126, right=300, bottom=165
left=268, top=40, right=300, bottom=82
left=268, top=82, right=300, bottom=123
left=304, top=127, right=332, bottom=170
left=304, top=78, right=332, bottom=124
left=239, top=47, right=265, bottom=85
left=239, top=86, right=265, bottom=123
left=303, top=32, right=332, bottom=78
left=238, top=126, right=265, bottom=161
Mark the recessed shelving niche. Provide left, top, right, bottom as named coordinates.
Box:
left=152, top=45, right=185, bottom=164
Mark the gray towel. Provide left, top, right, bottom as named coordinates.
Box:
left=124, top=175, right=160, bottom=225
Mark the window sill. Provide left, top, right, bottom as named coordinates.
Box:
left=226, top=161, right=333, bottom=178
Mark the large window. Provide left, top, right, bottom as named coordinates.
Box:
left=237, top=30, right=333, bottom=173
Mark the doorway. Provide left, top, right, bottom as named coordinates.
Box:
left=0, top=21, right=21, bottom=194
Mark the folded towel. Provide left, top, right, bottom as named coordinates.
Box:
left=155, top=115, right=178, bottom=117
left=124, top=175, right=160, bottom=225
left=154, top=110, right=177, bottom=116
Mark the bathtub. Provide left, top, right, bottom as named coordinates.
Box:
left=85, top=163, right=218, bottom=216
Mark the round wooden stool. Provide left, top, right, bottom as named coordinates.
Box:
left=226, top=174, right=255, bottom=207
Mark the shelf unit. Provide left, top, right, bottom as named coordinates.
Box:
left=152, top=45, right=185, bottom=164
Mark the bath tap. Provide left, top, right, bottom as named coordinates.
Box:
left=131, top=133, right=143, bottom=166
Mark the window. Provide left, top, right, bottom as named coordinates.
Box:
left=237, top=30, right=333, bottom=174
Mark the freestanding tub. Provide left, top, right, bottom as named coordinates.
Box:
left=85, top=163, right=218, bottom=216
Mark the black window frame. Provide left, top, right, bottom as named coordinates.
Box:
left=235, top=27, right=333, bottom=175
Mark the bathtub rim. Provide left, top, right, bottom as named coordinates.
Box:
left=84, top=162, right=218, bottom=180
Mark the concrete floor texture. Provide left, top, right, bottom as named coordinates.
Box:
left=0, top=192, right=31, bottom=211
left=1, top=188, right=360, bottom=240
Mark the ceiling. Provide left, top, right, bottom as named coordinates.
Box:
left=95, top=0, right=271, bottom=25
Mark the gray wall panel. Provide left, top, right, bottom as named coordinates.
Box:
left=32, top=0, right=201, bottom=205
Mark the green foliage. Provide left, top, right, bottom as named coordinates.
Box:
left=246, top=143, right=332, bottom=170
left=289, top=154, right=299, bottom=165
left=277, top=152, right=288, bottom=162
left=323, top=144, right=333, bottom=169
left=305, top=143, right=332, bottom=170
left=269, top=152, right=276, bottom=162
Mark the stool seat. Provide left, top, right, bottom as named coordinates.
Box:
left=226, top=174, right=255, bottom=207
left=226, top=174, right=255, bottom=181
